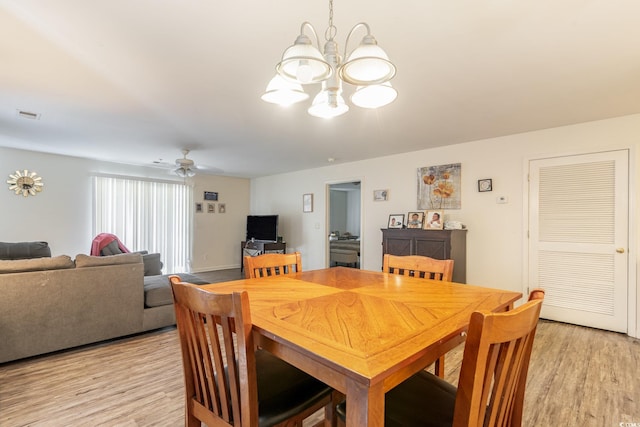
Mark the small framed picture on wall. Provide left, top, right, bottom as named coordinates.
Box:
left=204, top=191, right=219, bottom=201
left=374, top=189, right=389, bottom=201
left=303, top=193, right=313, bottom=213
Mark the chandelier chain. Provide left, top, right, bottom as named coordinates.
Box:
left=325, top=0, right=337, bottom=41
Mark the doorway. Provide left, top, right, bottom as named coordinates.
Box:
left=327, top=181, right=362, bottom=268
left=527, top=150, right=630, bottom=332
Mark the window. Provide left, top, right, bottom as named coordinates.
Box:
left=93, top=175, right=191, bottom=273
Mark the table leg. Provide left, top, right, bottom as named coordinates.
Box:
left=345, top=379, right=384, bottom=427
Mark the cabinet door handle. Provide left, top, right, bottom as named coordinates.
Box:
left=616, top=248, right=625, bottom=254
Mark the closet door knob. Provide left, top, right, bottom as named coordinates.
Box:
left=616, top=248, right=625, bottom=253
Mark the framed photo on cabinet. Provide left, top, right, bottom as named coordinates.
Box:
left=424, top=210, right=444, bottom=230
left=406, top=212, right=424, bottom=228
left=388, top=214, right=404, bottom=229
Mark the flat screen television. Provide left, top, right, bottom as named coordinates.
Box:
left=246, top=215, right=278, bottom=242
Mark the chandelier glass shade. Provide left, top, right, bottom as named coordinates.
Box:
left=339, top=33, right=396, bottom=85
left=351, top=81, right=398, bottom=109
left=261, top=74, right=309, bottom=106
left=263, top=0, right=397, bottom=119
left=308, top=86, right=349, bottom=118
left=276, top=29, right=332, bottom=84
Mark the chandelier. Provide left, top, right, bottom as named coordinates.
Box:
left=262, top=0, right=397, bottom=119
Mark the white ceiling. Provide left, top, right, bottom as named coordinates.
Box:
left=1, top=1, right=639, bottom=178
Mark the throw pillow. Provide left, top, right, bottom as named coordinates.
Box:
left=0, top=241, right=52, bottom=260
left=142, top=253, right=163, bottom=276
left=100, top=240, right=123, bottom=256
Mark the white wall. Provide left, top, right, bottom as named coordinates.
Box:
left=0, top=147, right=250, bottom=270
left=0, top=149, right=95, bottom=257
left=191, top=175, right=250, bottom=272
left=346, top=189, right=361, bottom=236
left=251, top=114, right=640, bottom=335
left=329, top=190, right=348, bottom=234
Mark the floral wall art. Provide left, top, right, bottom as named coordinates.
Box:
left=417, top=163, right=462, bottom=210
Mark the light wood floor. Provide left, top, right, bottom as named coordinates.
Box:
left=1, top=269, right=638, bottom=426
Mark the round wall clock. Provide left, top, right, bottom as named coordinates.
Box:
left=7, top=170, right=44, bottom=197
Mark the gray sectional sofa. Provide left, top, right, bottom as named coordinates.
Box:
left=0, top=242, right=207, bottom=364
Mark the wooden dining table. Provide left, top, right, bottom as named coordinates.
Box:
left=200, top=266, right=522, bottom=427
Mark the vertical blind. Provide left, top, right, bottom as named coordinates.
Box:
left=93, top=175, right=191, bottom=273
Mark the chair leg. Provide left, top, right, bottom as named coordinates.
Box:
left=434, top=355, right=445, bottom=379
left=324, top=391, right=343, bottom=427
left=186, top=412, right=200, bottom=427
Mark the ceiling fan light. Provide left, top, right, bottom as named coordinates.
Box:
left=174, top=149, right=197, bottom=178
left=276, top=34, right=331, bottom=84
left=339, top=35, right=396, bottom=85
left=351, top=82, right=397, bottom=109
left=261, top=75, right=309, bottom=106
left=308, top=88, right=349, bottom=119
left=175, top=167, right=196, bottom=178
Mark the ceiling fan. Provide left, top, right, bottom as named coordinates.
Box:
left=174, top=149, right=196, bottom=178
left=151, top=149, right=223, bottom=176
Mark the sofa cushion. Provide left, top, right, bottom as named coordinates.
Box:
left=330, top=249, right=359, bottom=265
left=142, top=253, right=163, bottom=276
left=0, top=241, right=51, bottom=260
left=144, top=273, right=209, bottom=308
left=75, top=253, right=142, bottom=268
left=0, top=255, right=74, bottom=273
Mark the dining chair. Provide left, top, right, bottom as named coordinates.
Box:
left=383, top=253, right=454, bottom=378
left=383, top=253, right=454, bottom=281
left=336, top=289, right=545, bottom=427
left=244, top=251, right=302, bottom=279
left=169, top=276, right=337, bottom=427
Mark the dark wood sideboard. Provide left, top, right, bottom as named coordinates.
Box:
left=381, top=228, right=467, bottom=283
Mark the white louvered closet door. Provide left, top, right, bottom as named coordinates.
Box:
left=529, top=150, right=629, bottom=332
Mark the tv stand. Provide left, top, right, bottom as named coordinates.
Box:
left=240, top=241, right=286, bottom=272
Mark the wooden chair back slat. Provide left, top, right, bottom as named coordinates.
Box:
left=244, top=252, right=302, bottom=279
left=383, top=254, right=454, bottom=282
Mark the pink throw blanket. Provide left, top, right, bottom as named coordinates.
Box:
left=90, top=233, right=130, bottom=256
